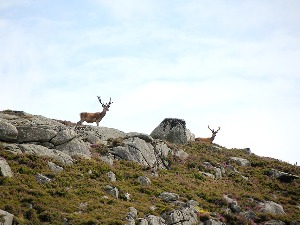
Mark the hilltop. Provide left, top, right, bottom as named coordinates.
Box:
left=0, top=110, right=299, bottom=225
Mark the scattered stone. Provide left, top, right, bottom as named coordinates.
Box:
left=138, top=176, right=151, bottom=186
left=126, top=207, right=138, bottom=220
left=173, top=149, right=189, bottom=161
left=124, top=193, right=131, bottom=201
left=162, top=207, right=198, bottom=225
left=0, top=209, right=14, bottom=225
left=36, top=173, right=52, bottom=184
left=159, top=192, right=179, bottom=202
left=140, top=215, right=166, bottom=225
left=107, top=171, right=116, bottom=182
left=103, top=185, right=119, bottom=198
left=229, top=157, right=251, bottom=166
left=258, top=201, right=285, bottom=215
left=240, top=210, right=256, bottom=221
left=47, top=161, right=64, bottom=173
left=0, top=157, right=13, bottom=177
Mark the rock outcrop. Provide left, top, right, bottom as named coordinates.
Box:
left=150, top=118, right=195, bottom=144
left=268, top=169, right=299, bottom=183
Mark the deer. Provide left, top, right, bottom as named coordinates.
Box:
left=77, top=96, right=113, bottom=127
left=195, top=126, right=220, bottom=144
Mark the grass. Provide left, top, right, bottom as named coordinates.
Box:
left=0, top=141, right=299, bottom=224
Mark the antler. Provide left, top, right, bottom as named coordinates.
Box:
left=97, top=96, right=105, bottom=107
left=107, top=97, right=113, bottom=108
left=97, top=96, right=113, bottom=108
left=208, top=125, right=221, bottom=133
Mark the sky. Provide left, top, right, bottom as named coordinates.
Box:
left=1, top=0, right=300, bottom=164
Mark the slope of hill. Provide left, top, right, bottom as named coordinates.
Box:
left=0, top=110, right=299, bottom=224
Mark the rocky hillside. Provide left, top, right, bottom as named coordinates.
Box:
left=0, top=110, right=299, bottom=225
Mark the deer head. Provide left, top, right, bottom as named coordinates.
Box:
left=97, top=96, right=113, bottom=112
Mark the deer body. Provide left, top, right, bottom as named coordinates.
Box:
left=77, top=96, right=112, bottom=127
left=195, top=126, right=220, bottom=144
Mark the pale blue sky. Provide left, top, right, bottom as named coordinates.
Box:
left=1, top=0, right=300, bottom=164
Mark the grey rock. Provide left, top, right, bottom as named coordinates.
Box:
left=0, top=209, right=14, bottom=225
left=107, top=171, right=116, bottom=182
left=229, top=157, right=251, bottom=166
left=0, top=157, right=13, bottom=177
left=104, top=185, right=119, bottom=198
left=258, top=201, right=285, bottom=215
left=36, top=173, right=52, bottom=184
left=230, top=200, right=241, bottom=213
left=268, top=169, right=299, bottom=183
left=50, top=129, right=77, bottom=145
left=240, top=210, right=256, bottom=221
left=48, top=161, right=64, bottom=173
left=162, top=207, right=198, bottom=225
left=137, top=218, right=149, bottom=225
left=16, top=125, right=57, bottom=143
left=126, top=132, right=154, bottom=143
left=112, top=137, right=157, bottom=167
left=150, top=118, right=192, bottom=144
left=0, top=120, right=18, bottom=142
left=100, top=155, right=114, bottom=165
left=159, top=192, right=179, bottom=202
left=143, top=215, right=166, bottom=225
left=173, top=149, right=189, bottom=161
left=138, top=176, right=151, bottom=186
left=18, top=144, right=74, bottom=165
left=76, top=126, right=125, bottom=142
left=213, top=167, right=222, bottom=179
left=225, top=164, right=239, bottom=173
left=127, top=207, right=138, bottom=219
left=55, top=138, right=91, bottom=158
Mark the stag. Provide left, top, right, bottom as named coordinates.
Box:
left=195, top=126, right=220, bottom=144
left=77, top=96, right=113, bottom=127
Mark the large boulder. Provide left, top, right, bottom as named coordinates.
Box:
left=150, top=118, right=194, bottom=144
left=0, top=120, right=18, bottom=142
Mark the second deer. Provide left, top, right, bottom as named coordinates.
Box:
left=195, top=126, right=220, bottom=144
